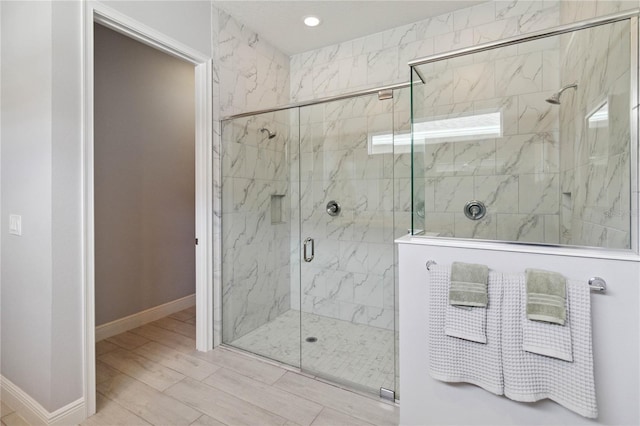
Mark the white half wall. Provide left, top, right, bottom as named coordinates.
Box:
left=398, top=236, right=639, bottom=425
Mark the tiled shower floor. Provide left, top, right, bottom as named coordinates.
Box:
left=229, top=310, right=396, bottom=394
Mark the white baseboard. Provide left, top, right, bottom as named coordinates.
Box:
left=95, top=293, right=195, bottom=341
left=1, top=375, right=85, bottom=425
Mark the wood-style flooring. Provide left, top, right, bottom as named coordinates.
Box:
left=1, top=307, right=399, bottom=425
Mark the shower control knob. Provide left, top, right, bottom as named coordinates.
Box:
left=326, top=200, right=341, bottom=217
left=464, top=200, right=486, bottom=220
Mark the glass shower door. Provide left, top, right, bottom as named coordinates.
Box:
left=298, top=94, right=396, bottom=395
left=221, top=108, right=301, bottom=367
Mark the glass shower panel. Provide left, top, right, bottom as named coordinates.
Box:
left=410, top=68, right=426, bottom=236
left=298, top=94, right=396, bottom=395
left=410, top=19, right=633, bottom=249
left=221, top=109, right=300, bottom=367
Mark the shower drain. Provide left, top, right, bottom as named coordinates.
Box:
left=305, top=336, right=318, bottom=343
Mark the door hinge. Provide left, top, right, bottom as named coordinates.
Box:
left=195, top=238, right=199, bottom=245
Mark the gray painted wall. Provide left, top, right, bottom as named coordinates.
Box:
left=94, top=23, right=196, bottom=326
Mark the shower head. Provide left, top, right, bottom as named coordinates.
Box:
left=545, top=83, right=578, bottom=105
left=260, top=127, right=277, bottom=139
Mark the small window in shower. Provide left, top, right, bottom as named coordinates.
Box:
left=368, top=111, right=502, bottom=155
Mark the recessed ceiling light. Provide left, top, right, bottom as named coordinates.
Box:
left=303, top=16, right=321, bottom=27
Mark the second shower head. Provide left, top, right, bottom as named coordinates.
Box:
left=260, top=127, right=277, bottom=139
left=546, top=83, right=578, bottom=105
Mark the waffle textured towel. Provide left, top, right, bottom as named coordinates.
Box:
left=526, top=269, right=566, bottom=325
left=428, top=264, right=503, bottom=395
left=450, top=262, right=489, bottom=307
left=503, top=273, right=597, bottom=418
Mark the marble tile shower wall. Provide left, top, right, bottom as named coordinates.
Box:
left=214, top=0, right=640, bottom=344
left=413, top=39, right=563, bottom=243
left=558, top=1, right=638, bottom=248
left=293, top=96, right=397, bottom=330
left=221, top=112, right=292, bottom=342
left=289, top=1, right=561, bottom=103
left=213, top=6, right=291, bottom=344
left=213, top=8, right=290, bottom=117
left=287, top=1, right=562, bottom=328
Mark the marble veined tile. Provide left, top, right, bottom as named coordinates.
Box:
left=204, top=368, right=323, bottom=426
left=434, top=176, right=474, bottom=212
left=518, top=173, right=559, bottom=215
left=473, top=16, right=519, bottom=45
left=497, top=213, right=545, bottom=243
left=453, top=2, right=495, bottom=31
left=496, top=133, right=555, bottom=175
left=454, top=212, right=497, bottom=239
left=518, top=92, right=559, bottom=134
left=416, top=12, right=454, bottom=39
left=453, top=62, right=496, bottom=103
left=495, top=51, right=543, bottom=97
left=474, top=174, right=519, bottom=214
left=496, top=0, right=546, bottom=20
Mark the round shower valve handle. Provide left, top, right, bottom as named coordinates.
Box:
left=464, top=200, right=486, bottom=220
left=326, top=200, right=341, bottom=216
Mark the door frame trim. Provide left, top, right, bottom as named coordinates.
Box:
left=82, top=1, right=213, bottom=417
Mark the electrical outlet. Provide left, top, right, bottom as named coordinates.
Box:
left=9, top=214, right=22, bottom=236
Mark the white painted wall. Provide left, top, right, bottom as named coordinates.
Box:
left=0, top=0, right=212, bottom=415
left=1, top=0, right=55, bottom=410
left=50, top=0, right=84, bottom=411
left=398, top=237, right=639, bottom=425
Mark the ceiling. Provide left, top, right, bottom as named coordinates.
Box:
left=213, top=1, right=486, bottom=56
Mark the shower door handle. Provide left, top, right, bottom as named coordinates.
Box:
left=303, top=238, right=314, bottom=262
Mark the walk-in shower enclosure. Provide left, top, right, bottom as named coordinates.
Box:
left=221, top=9, right=638, bottom=399
left=221, top=87, right=412, bottom=397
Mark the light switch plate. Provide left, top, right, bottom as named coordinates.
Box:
left=9, top=214, right=22, bottom=236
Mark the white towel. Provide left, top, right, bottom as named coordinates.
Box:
left=502, top=273, right=597, bottom=418
left=523, top=289, right=573, bottom=362
left=428, top=264, right=503, bottom=395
